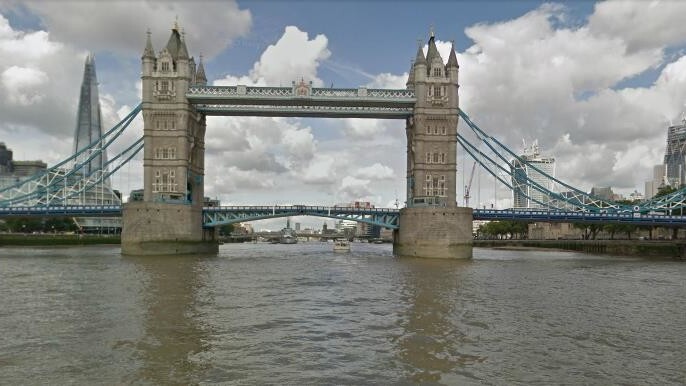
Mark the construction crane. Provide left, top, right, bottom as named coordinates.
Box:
left=464, top=161, right=477, bottom=207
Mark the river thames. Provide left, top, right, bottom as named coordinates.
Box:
left=0, top=243, right=683, bottom=385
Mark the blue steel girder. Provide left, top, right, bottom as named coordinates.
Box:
left=202, top=205, right=400, bottom=229
left=474, top=209, right=686, bottom=227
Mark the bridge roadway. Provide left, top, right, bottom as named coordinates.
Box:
left=1, top=205, right=686, bottom=227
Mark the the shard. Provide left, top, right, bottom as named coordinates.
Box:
left=74, top=53, right=108, bottom=182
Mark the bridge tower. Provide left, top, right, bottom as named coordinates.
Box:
left=122, top=24, right=217, bottom=255
left=393, top=32, right=473, bottom=258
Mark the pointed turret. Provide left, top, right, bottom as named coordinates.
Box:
left=142, top=29, right=155, bottom=59
left=165, top=26, right=182, bottom=60
left=426, top=35, right=443, bottom=65
left=177, top=29, right=189, bottom=60
left=414, top=42, right=427, bottom=66
left=446, top=42, right=458, bottom=68
left=406, top=60, right=415, bottom=90
left=413, top=41, right=427, bottom=83
left=195, top=55, right=207, bottom=85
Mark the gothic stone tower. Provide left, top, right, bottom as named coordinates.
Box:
left=122, top=25, right=216, bottom=255
left=393, top=32, right=473, bottom=259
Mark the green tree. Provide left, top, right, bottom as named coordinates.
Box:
left=573, top=222, right=602, bottom=240
left=218, top=223, right=235, bottom=236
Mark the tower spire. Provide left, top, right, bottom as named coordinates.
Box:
left=414, top=40, right=426, bottom=66
left=142, top=28, right=155, bottom=58
left=195, top=54, right=207, bottom=85
left=446, top=41, right=459, bottom=68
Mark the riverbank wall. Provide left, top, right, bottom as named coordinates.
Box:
left=474, top=239, right=686, bottom=259
left=0, top=234, right=120, bottom=246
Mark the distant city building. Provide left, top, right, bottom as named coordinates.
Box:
left=12, top=160, right=47, bottom=177
left=627, top=190, right=644, bottom=202
left=645, top=164, right=667, bottom=199
left=203, top=196, right=220, bottom=207
left=511, top=140, right=556, bottom=208
left=663, top=116, right=686, bottom=188
left=0, top=143, right=47, bottom=191
left=589, top=186, right=620, bottom=201
left=0, top=142, right=13, bottom=174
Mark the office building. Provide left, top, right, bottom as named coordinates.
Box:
left=511, top=140, right=556, bottom=209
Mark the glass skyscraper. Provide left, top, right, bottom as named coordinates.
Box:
left=511, top=141, right=556, bottom=209
left=74, top=54, right=108, bottom=180
left=663, top=117, right=686, bottom=188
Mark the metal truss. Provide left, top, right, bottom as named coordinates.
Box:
left=202, top=205, right=400, bottom=229
left=0, top=104, right=142, bottom=207
left=457, top=109, right=635, bottom=213
left=474, top=208, right=686, bottom=226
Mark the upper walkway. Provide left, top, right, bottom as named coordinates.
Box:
left=186, top=84, right=416, bottom=118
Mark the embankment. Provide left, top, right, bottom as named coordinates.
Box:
left=0, top=234, right=120, bottom=246
left=474, top=239, right=686, bottom=259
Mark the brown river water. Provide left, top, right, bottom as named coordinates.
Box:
left=0, top=243, right=684, bottom=385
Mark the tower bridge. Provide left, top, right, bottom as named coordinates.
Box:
left=122, top=25, right=472, bottom=257
left=4, top=24, right=686, bottom=255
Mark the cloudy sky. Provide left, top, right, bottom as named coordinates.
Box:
left=1, top=0, right=686, bottom=229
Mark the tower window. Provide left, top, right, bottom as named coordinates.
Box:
left=433, top=67, right=442, bottom=77
left=434, top=86, right=442, bottom=97
left=161, top=62, right=170, bottom=72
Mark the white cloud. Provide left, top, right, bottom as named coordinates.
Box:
left=215, top=26, right=331, bottom=87
left=455, top=2, right=686, bottom=197
left=355, top=163, right=395, bottom=180
left=4, top=1, right=251, bottom=58
left=588, top=0, right=686, bottom=52
left=338, top=176, right=373, bottom=202
left=1, top=66, right=48, bottom=105
left=0, top=13, right=85, bottom=143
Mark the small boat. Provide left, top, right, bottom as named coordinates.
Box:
left=279, top=228, right=297, bottom=244
left=333, top=240, right=351, bottom=252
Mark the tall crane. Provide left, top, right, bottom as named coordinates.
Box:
left=464, top=161, right=477, bottom=207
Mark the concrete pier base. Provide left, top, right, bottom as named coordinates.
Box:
left=121, top=202, right=218, bottom=256
left=393, top=207, right=473, bottom=259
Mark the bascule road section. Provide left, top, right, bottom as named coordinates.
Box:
left=122, top=24, right=473, bottom=258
